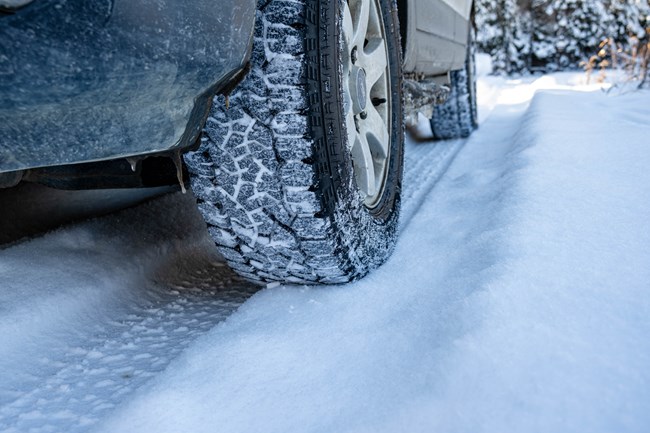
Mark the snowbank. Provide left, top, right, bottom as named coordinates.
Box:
left=94, top=83, right=650, bottom=432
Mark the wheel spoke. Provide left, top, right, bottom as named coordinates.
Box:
left=359, top=38, right=388, bottom=86
left=361, top=105, right=389, bottom=160
left=350, top=134, right=377, bottom=198
left=351, top=0, right=370, bottom=49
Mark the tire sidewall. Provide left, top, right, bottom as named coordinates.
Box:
left=306, top=0, right=403, bottom=276
left=308, top=0, right=403, bottom=227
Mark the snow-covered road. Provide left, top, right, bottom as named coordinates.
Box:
left=2, top=68, right=650, bottom=433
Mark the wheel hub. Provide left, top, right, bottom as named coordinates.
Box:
left=351, top=67, right=368, bottom=113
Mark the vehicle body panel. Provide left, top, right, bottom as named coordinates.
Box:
left=402, top=0, right=472, bottom=76
left=0, top=0, right=255, bottom=174
left=1, top=0, right=472, bottom=176
left=444, top=0, right=473, bottom=18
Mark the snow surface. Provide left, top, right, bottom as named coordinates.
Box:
left=1, top=67, right=649, bottom=432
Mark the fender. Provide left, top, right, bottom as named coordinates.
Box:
left=0, top=0, right=256, bottom=174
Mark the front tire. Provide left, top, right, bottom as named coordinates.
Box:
left=185, top=0, right=403, bottom=285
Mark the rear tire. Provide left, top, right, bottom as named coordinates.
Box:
left=185, top=0, right=403, bottom=285
left=429, top=29, right=478, bottom=140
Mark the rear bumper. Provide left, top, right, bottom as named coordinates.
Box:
left=0, top=0, right=255, bottom=173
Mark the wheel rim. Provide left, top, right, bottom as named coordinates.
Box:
left=341, top=0, right=391, bottom=209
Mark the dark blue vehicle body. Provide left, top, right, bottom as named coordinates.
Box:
left=0, top=0, right=255, bottom=175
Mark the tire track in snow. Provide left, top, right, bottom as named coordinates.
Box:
left=0, top=193, right=259, bottom=433
left=1, top=278, right=257, bottom=433
left=401, top=135, right=466, bottom=228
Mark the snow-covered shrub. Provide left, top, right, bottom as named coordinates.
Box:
left=476, top=0, right=650, bottom=75
left=582, top=27, right=650, bottom=88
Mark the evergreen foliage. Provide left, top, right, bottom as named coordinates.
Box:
left=476, top=0, right=650, bottom=73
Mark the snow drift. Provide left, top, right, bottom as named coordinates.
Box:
left=97, top=84, right=650, bottom=432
